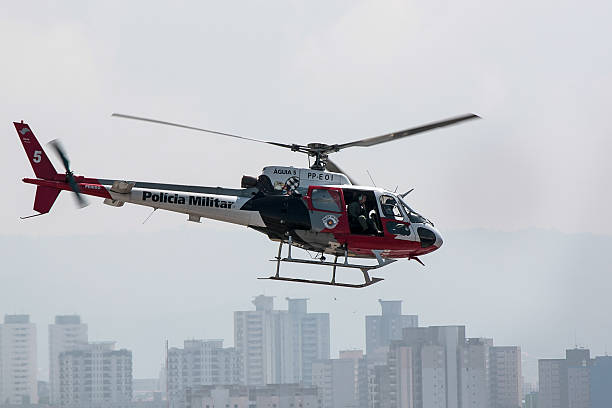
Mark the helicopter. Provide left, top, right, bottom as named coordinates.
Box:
left=14, top=112, right=479, bottom=288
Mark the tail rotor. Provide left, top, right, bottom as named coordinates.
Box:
left=48, top=139, right=89, bottom=208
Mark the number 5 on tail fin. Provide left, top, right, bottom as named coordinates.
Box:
left=15, top=122, right=62, bottom=218
left=14, top=122, right=60, bottom=180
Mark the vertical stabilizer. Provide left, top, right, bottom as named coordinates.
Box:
left=14, top=122, right=58, bottom=179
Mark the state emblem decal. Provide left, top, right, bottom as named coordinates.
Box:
left=322, top=214, right=339, bottom=229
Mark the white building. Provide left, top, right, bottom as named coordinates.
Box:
left=338, top=350, right=368, bottom=408
left=167, top=339, right=242, bottom=407
left=538, top=348, right=591, bottom=408
left=234, top=296, right=329, bottom=386
left=461, top=338, right=492, bottom=408
left=365, top=300, right=418, bottom=365
left=288, top=298, right=330, bottom=385
left=49, top=315, right=88, bottom=405
left=59, top=341, right=132, bottom=408
left=0, top=314, right=38, bottom=405
left=377, top=327, right=522, bottom=408
left=312, top=358, right=360, bottom=408
left=489, top=346, right=522, bottom=408
left=380, top=325, right=465, bottom=408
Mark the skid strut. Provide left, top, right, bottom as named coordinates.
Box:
left=259, top=237, right=394, bottom=288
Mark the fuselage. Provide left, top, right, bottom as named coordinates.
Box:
left=23, top=165, right=443, bottom=260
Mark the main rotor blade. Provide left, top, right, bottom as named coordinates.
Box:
left=335, top=113, right=480, bottom=150
left=326, top=159, right=358, bottom=185
left=48, top=139, right=71, bottom=173
left=112, top=113, right=299, bottom=150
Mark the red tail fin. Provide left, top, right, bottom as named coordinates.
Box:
left=14, top=122, right=59, bottom=180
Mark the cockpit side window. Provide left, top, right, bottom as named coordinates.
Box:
left=311, top=189, right=342, bottom=212
left=399, top=197, right=428, bottom=224
left=379, top=195, right=404, bottom=220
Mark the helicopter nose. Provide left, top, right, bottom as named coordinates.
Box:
left=433, top=228, right=443, bottom=248
left=417, top=226, right=443, bottom=249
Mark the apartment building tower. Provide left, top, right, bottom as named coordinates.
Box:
left=0, top=314, right=38, bottom=405
left=49, top=315, right=88, bottom=405
left=234, top=296, right=329, bottom=386
left=489, top=346, right=522, bottom=408
left=59, top=341, right=132, bottom=408
left=365, top=300, right=418, bottom=365
left=538, top=348, right=591, bottom=408
left=167, top=339, right=242, bottom=407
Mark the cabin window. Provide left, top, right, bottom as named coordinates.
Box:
left=386, top=221, right=411, bottom=236
left=379, top=195, right=403, bottom=220
left=311, top=189, right=342, bottom=212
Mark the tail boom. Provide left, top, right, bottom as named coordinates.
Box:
left=22, top=178, right=112, bottom=200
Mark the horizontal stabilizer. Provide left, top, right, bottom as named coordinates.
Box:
left=33, top=186, right=60, bottom=214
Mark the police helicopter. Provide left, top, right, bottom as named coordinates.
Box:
left=14, top=113, right=479, bottom=288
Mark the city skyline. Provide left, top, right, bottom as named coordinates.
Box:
left=0, top=292, right=599, bottom=386
left=1, top=296, right=610, bottom=406
left=2, top=227, right=608, bottom=387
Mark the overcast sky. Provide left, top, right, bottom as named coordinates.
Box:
left=1, top=0, right=611, bottom=385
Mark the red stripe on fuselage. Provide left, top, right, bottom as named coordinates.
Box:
left=22, top=178, right=112, bottom=199
left=344, top=217, right=439, bottom=259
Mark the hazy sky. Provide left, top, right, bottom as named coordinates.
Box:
left=1, top=0, right=611, bottom=385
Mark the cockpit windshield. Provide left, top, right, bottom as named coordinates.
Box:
left=398, top=196, right=429, bottom=224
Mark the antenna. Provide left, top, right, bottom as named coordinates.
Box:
left=143, top=208, right=157, bottom=224
left=366, top=170, right=376, bottom=187
left=574, top=329, right=578, bottom=349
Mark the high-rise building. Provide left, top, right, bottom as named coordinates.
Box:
left=234, top=295, right=280, bottom=386
left=312, top=358, right=355, bottom=408
left=339, top=350, right=368, bottom=408
left=369, top=364, right=391, bottom=408
left=312, top=352, right=367, bottom=408
left=590, top=355, right=612, bottom=408
left=49, top=315, right=88, bottom=405
left=0, top=314, right=38, bottom=405
left=167, top=339, right=242, bottom=407
left=376, top=325, right=465, bottom=408
left=489, top=346, right=522, bottom=408
left=461, top=338, right=493, bottom=408
left=372, top=326, right=522, bottom=408
left=538, top=358, right=564, bottom=408
left=385, top=343, right=414, bottom=408
left=288, top=298, right=330, bottom=385
left=365, top=300, right=417, bottom=365
left=59, top=341, right=132, bottom=408
left=234, top=296, right=329, bottom=386
left=538, top=348, right=591, bottom=408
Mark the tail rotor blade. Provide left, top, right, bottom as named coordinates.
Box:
left=48, top=139, right=88, bottom=208
left=66, top=173, right=89, bottom=208
left=48, top=139, right=71, bottom=173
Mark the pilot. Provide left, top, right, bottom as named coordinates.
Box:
left=348, top=193, right=370, bottom=233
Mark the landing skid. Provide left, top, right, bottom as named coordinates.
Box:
left=259, top=237, right=395, bottom=288
left=263, top=275, right=384, bottom=288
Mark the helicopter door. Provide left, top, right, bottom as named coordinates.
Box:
left=307, top=186, right=348, bottom=235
